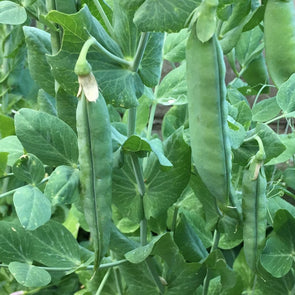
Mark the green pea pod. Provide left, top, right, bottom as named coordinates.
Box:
left=186, top=25, right=231, bottom=204
left=264, top=0, right=295, bottom=87
left=242, top=159, right=267, bottom=271
left=76, top=93, right=112, bottom=268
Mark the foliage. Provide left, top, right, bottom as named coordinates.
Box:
left=0, top=0, right=295, bottom=294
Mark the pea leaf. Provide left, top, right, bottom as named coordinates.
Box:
left=134, top=0, right=200, bottom=33
left=12, top=154, right=45, bottom=185
left=27, top=220, right=81, bottom=267
left=190, top=172, right=220, bottom=231
left=139, top=32, right=164, bottom=87
left=44, top=165, right=80, bottom=206
left=162, top=105, right=187, bottom=140
left=15, top=108, right=78, bottom=167
left=124, top=232, right=203, bottom=294
left=174, top=213, right=208, bottom=262
left=0, top=114, right=15, bottom=138
left=120, top=134, right=173, bottom=168
left=164, top=29, right=189, bottom=62
left=155, top=63, right=187, bottom=106
left=112, top=156, right=142, bottom=223
left=0, top=1, right=27, bottom=25
left=125, top=233, right=165, bottom=263
left=235, top=26, right=263, bottom=67
left=0, top=152, right=8, bottom=177
left=8, top=262, right=51, bottom=288
left=23, top=26, right=55, bottom=97
left=0, top=220, right=81, bottom=267
left=234, top=123, right=286, bottom=165
left=252, top=97, right=281, bottom=122
left=144, top=128, right=191, bottom=228
left=0, top=136, right=23, bottom=166
left=46, top=5, right=141, bottom=109
left=176, top=186, right=212, bottom=248
left=266, top=133, right=295, bottom=165
left=220, top=0, right=251, bottom=35
left=37, top=89, right=57, bottom=116
left=13, top=185, right=51, bottom=231
left=276, top=73, right=295, bottom=114
left=261, top=210, right=295, bottom=278
left=0, top=221, right=33, bottom=264
left=110, top=225, right=159, bottom=295
left=56, top=88, right=78, bottom=132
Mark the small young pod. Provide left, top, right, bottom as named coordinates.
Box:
left=242, top=159, right=267, bottom=271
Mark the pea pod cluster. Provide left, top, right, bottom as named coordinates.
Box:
left=76, top=92, right=112, bottom=267
left=242, top=158, right=267, bottom=271
left=186, top=24, right=231, bottom=204
left=264, top=0, right=295, bottom=87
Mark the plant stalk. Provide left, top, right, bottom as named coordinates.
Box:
left=46, top=0, right=61, bottom=94
left=92, top=0, right=115, bottom=38
left=92, top=37, right=130, bottom=67
left=202, top=229, right=220, bottom=295
left=146, top=101, right=157, bottom=140
left=130, top=32, right=150, bottom=72
left=95, top=268, right=111, bottom=295
left=126, top=31, right=164, bottom=294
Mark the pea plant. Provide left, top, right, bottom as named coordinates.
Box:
left=1, top=0, right=295, bottom=294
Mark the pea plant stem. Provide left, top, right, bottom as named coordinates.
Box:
left=130, top=32, right=150, bottom=72
left=91, top=37, right=131, bottom=67
left=146, top=101, right=157, bottom=140
left=0, top=259, right=128, bottom=272
left=46, top=0, right=60, bottom=94
left=126, top=32, right=164, bottom=294
left=202, top=229, right=220, bottom=295
left=92, top=0, right=115, bottom=39
left=95, top=268, right=111, bottom=295
left=128, top=108, right=137, bottom=137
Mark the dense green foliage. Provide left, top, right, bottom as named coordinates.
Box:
left=1, top=0, right=295, bottom=294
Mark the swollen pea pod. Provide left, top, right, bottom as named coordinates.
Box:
left=264, top=0, right=295, bottom=87
left=186, top=24, right=231, bottom=204
left=242, top=143, right=267, bottom=271
left=76, top=92, right=112, bottom=268
left=75, top=40, right=112, bottom=269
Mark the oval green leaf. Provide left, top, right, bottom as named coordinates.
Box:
left=13, top=186, right=51, bottom=230
left=8, top=262, right=51, bottom=287
left=0, top=1, right=27, bottom=25
left=13, top=153, right=45, bottom=185
left=15, top=108, right=78, bottom=166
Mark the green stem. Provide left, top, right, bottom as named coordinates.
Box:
left=140, top=218, right=148, bottom=245
left=0, top=187, right=19, bottom=199
left=92, top=37, right=131, bottom=67
left=92, top=0, right=115, bottom=38
left=46, top=0, right=60, bottom=55
left=171, top=206, right=179, bottom=232
left=0, top=176, right=49, bottom=199
left=202, top=230, right=220, bottom=295
left=146, top=101, right=157, bottom=140
left=130, top=32, right=150, bottom=72
left=46, top=0, right=60, bottom=94
left=265, top=113, right=289, bottom=125
left=145, top=257, right=165, bottom=294
left=126, top=30, right=164, bottom=294
left=128, top=108, right=137, bottom=137
left=0, top=259, right=128, bottom=271
left=113, top=267, right=123, bottom=295
left=0, top=173, right=14, bottom=180
left=130, top=153, right=145, bottom=197
left=95, top=268, right=111, bottom=295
